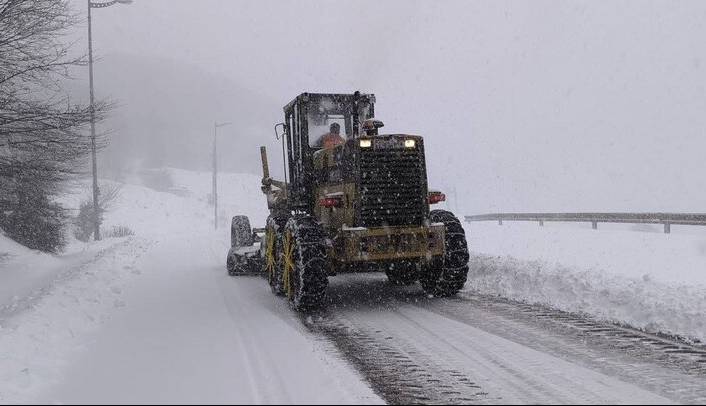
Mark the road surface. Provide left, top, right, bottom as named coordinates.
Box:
left=2, top=233, right=705, bottom=404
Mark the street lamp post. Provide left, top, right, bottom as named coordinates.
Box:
left=87, top=0, right=132, bottom=241
left=213, top=122, right=232, bottom=230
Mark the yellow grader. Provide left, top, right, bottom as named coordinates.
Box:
left=226, top=92, right=469, bottom=311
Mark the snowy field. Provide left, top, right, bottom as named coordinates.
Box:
left=465, top=221, right=706, bottom=343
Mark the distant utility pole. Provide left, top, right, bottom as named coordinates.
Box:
left=213, top=121, right=232, bottom=230
left=87, top=0, right=132, bottom=241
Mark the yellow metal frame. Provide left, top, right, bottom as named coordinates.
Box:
left=265, top=226, right=276, bottom=284
left=337, top=224, right=445, bottom=262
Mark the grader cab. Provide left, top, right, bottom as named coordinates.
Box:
left=227, top=92, right=469, bottom=311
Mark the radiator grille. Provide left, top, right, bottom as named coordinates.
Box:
left=359, top=146, right=426, bottom=227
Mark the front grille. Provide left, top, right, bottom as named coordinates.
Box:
left=359, top=146, right=427, bottom=227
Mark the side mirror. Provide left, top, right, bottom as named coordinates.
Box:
left=274, top=122, right=286, bottom=140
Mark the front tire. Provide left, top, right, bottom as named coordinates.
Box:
left=281, top=215, right=329, bottom=311
left=231, top=215, right=253, bottom=247
left=420, top=210, right=470, bottom=296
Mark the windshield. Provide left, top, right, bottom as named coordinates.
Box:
left=305, top=94, right=375, bottom=147
left=309, top=113, right=346, bottom=148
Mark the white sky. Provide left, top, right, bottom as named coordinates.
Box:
left=69, top=0, right=706, bottom=213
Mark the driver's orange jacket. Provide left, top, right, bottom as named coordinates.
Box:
left=318, top=133, right=345, bottom=149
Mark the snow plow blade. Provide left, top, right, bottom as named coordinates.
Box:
left=226, top=245, right=264, bottom=275
left=226, top=215, right=265, bottom=275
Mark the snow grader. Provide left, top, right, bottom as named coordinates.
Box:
left=226, top=92, right=469, bottom=310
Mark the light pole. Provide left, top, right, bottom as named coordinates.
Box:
left=87, top=0, right=132, bottom=241
left=213, top=122, right=232, bottom=230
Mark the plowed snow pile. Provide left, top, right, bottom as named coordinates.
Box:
left=464, top=221, right=706, bottom=342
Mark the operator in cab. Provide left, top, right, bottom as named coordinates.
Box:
left=314, top=122, right=345, bottom=149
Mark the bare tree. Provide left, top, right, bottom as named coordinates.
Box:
left=0, top=0, right=110, bottom=251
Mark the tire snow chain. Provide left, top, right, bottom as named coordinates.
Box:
left=283, top=230, right=296, bottom=299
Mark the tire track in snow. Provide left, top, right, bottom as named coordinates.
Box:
left=307, top=315, right=491, bottom=404
left=306, top=273, right=703, bottom=404
left=217, top=275, right=292, bottom=404
left=437, top=292, right=706, bottom=403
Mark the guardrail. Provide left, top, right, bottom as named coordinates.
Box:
left=464, top=213, right=706, bottom=234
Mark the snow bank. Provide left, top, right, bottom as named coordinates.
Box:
left=464, top=222, right=706, bottom=342
left=0, top=232, right=124, bottom=313
left=0, top=237, right=151, bottom=403
left=0, top=166, right=254, bottom=310
left=1, top=167, right=268, bottom=308
left=0, top=235, right=60, bottom=308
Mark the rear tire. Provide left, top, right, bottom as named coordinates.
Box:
left=282, top=215, right=329, bottom=311
left=420, top=210, right=470, bottom=296
left=231, top=215, right=253, bottom=247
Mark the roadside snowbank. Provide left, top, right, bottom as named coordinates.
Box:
left=464, top=222, right=706, bottom=342
left=0, top=235, right=60, bottom=306
left=0, top=237, right=150, bottom=403
left=0, top=233, right=125, bottom=312
left=0, top=167, right=268, bottom=312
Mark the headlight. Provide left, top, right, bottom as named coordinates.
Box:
left=404, top=139, right=416, bottom=148
left=360, top=139, right=372, bottom=148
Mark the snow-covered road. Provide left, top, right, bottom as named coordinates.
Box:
left=10, top=233, right=702, bottom=405
left=24, top=235, right=381, bottom=404
left=309, top=273, right=706, bottom=404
